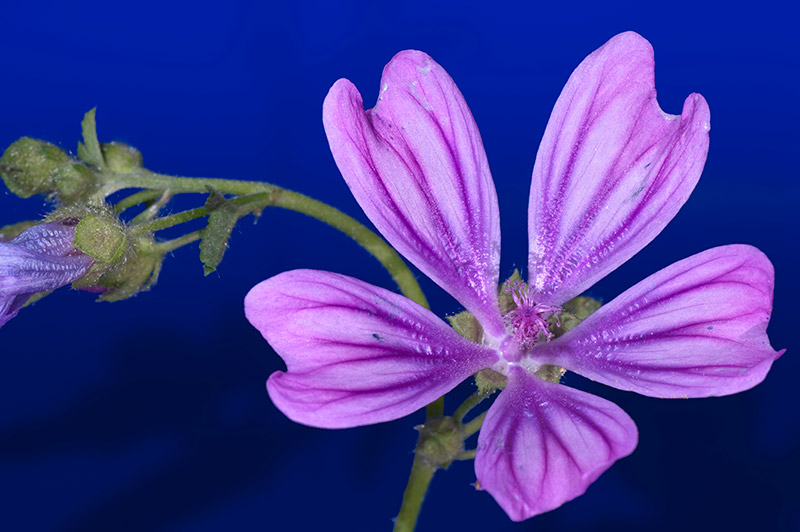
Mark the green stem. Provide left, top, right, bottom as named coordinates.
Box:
left=454, top=449, right=476, bottom=461
left=113, top=189, right=164, bottom=214
left=452, top=391, right=486, bottom=423
left=111, top=171, right=428, bottom=308
left=393, top=453, right=437, bottom=532
left=462, top=412, right=487, bottom=438
left=131, top=207, right=207, bottom=234
left=154, top=230, right=202, bottom=253
left=111, top=170, right=445, bottom=530
left=425, top=397, right=444, bottom=419
left=393, top=390, right=492, bottom=530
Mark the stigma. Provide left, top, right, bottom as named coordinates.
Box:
left=502, top=280, right=561, bottom=351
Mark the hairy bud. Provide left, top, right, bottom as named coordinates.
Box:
left=0, top=137, right=95, bottom=200
left=101, top=142, right=143, bottom=173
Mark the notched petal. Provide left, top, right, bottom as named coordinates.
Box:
left=245, top=269, right=499, bottom=428
left=323, top=50, right=504, bottom=336
left=528, top=31, right=711, bottom=305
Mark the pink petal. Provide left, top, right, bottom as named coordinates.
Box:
left=323, top=50, right=504, bottom=336
left=245, top=269, right=499, bottom=428
left=527, top=31, right=711, bottom=305
left=536, top=245, right=784, bottom=398
left=475, top=366, right=637, bottom=521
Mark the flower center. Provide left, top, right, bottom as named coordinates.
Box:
left=502, top=280, right=561, bottom=353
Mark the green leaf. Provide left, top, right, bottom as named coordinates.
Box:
left=77, top=108, right=106, bottom=167
left=199, top=189, right=238, bottom=275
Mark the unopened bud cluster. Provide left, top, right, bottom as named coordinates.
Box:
left=0, top=138, right=96, bottom=200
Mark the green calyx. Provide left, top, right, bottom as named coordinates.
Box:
left=73, top=236, right=163, bottom=302
left=415, top=417, right=464, bottom=468
left=474, top=368, right=507, bottom=393
left=0, top=137, right=95, bottom=199
left=553, top=295, right=602, bottom=336
left=448, top=271, right=603, bottom=389
left=447, top=309, right=482, bottom=343
left=0, top=220, right=39, bottom=241
left=72, top=215, right=127, bottom=263
left=101, top=142, right=143, bottom=173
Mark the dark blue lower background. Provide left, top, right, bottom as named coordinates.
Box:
left=1, top=1, right=797, bottom=530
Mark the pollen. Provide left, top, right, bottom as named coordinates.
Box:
left=502, top=280, right=561, bottom=350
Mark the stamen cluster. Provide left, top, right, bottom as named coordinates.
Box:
left=503, top=280, right=561, bottom=350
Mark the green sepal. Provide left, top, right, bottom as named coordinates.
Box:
left=101, top=142, right=142, bottom=173
left=552, top=295, right=602, bottom=338
left=77, top=108, right=106, bottom=168
left=534, top=365, right=567, bottom=384
left=497, top=269, right=522, bottom=313
left=73, top=237, right=163, bottom=302
left=474, top=368, right=507, bottom=395
left=447, top=310, right=482, bottom=343
left=0, top=220, right=39, bottom=241
left=73, top=215, right=127, bottom=263
left=199, top=189, right=238, bottom=275
left=22, top=290, right=53, bottom=308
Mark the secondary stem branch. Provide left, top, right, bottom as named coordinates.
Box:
left=113, top=170, right=428, bottom=309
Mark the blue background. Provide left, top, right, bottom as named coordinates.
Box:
left=1, top=1, right=797, bottom=530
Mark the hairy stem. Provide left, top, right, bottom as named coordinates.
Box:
left=112, top=170, right=428, bottom=308
left=112, top=170, right=446, bottom=530
left=113, top=189, right=164, bottom=214
left=452, top=391, right=487, bottom=423
left=393, top=453, right=437, bottom=532
left=154, top=230, right=202, bottom=253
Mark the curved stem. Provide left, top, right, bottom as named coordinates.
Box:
left=113, top=189, right=164, bottom=214
left=462, top=411, right=487, bottom=438
left=393, top=454, right=437, bottom=532
left=452, top=391, right=486, bottom=423
left=112, top=169, right=444, bottom=530
left=271, top=188, right=428, bottom=309
left=111, top=170, right=429, bottom=309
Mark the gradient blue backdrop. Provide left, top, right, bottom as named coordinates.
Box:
left=1, top=1, right=797, bottom=530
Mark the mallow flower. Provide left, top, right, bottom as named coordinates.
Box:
left=1, top=221, right=94, bottom=328
left=245, top=32, right=783, bottom=520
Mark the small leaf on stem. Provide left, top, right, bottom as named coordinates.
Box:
left=77, top=108, right=106, bottom=168
left=199, top=189, right=238, bottom=275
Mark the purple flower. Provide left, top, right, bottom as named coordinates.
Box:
left=1, top=222, right=94, bottom=328
left=245, top=32, right=783, bottom=521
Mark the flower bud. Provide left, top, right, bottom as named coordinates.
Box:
left=72, top=215, right=127, bottom=264
left=1, top=222, right=93, bottom=329
left=0, top=137, right=96, bottom=200
left=101, top=142, right=142, bottom=173
left=96, top=246, right=161, bottom=302
left=1, top=137, right=70, bottom=197
left=74, top=237, right=162, bottom=302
